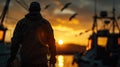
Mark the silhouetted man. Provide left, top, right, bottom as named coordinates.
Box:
left=7, top=2, right=56, bottom=67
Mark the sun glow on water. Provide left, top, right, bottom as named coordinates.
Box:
left=57, top=55, right=64, bottom=67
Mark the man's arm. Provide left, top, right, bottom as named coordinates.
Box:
left=45, top=21, right=56, bottom=64
left=8, top=21, right=23, bottom=63
left=48, top=33, right=56, bottom=57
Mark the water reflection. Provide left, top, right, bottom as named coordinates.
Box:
left=56, top=55, right=78, bottom=67
left=57, top=55, right=64, bottom=67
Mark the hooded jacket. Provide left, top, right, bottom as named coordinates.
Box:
left=11, top=12, right=56, bottom=64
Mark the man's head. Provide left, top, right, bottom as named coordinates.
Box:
left=29, top=2, right=41, bottom=12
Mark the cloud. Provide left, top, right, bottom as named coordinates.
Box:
left=54, top=9, right=75, bottom=15
left=53, top=25, right=74, bottom=32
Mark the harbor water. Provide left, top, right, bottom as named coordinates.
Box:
left=56, top=55, right=78, bottom=67
left=0, top=43, right=78, bottom=67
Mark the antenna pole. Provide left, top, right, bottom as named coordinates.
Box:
left=112, top=0, right=120, bottom=33
left=112, top=0, right=115, bottom=33
left=92, top=0, right=97, bottom=33
left=94, top=0, right=97, bottom=15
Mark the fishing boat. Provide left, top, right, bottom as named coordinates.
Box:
left=73, top=0, right=120, bottom=67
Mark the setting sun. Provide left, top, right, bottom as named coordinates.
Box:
left=58, top=40, right=64, bottom=45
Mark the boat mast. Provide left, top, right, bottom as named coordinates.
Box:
left=0, top=0, right=11, bottom=43
left=0, top=0, right=11, bottom=26
left=112, top=0, right=120, bottom=33
left=92, top=0, right=97, bottom=33
left=92, top=0, right=120, bottom=33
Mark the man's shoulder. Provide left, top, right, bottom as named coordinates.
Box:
left=41, top=18, right=51, bottom=26
left=18, top=18, right=30, bottom=25
left=15, top=18, right=27, bottom=28
left=41, top=18, right=49, bottom=23
left=17, top=18, right=26, bottom=24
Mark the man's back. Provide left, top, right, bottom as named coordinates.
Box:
left=15, top=12, right=53, bottom=64
left=7, top=2, right=56, bottom=67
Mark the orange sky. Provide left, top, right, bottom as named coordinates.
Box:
left=1, top=0, right=120, bottom=46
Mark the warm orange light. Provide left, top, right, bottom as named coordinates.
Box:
left=0, top=30, right=4, bottom=41
left=86, top=39, right=92, bottom=50
left=98, top=37, right=108, bottom=47
left=118, top=38, right=120, bottom=45
left=57, top=55, right=64, bottom=67
left=58, top=40, right=64, bottom=45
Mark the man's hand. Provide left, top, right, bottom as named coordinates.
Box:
left=49, top=56, right=56, bottom=64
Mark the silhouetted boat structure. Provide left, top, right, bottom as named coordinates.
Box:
left=73, top=0, right=120, bottom=67
left=0, top=0, right=12, bottom=66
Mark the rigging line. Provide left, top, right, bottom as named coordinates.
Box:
left=79, top=29, right=92, bottom=36
left=17, top=1, right=27, bottom=10
left=21, top=0, right=28, bottom=9
left=7, top=16, right=17, bottom=21
left=15, top=0, right=28, bottom=11
left=112, top=0, right=120, bottom=33
left=114, top=19, right=120, bottom=33
left=16, top=0, right=27, bottom=6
